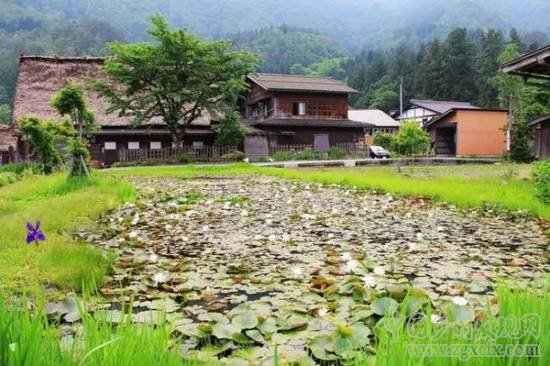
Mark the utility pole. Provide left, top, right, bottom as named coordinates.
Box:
left=399, top=76, right=404, bottom=124
left=506, top=94, right=514, bottom=153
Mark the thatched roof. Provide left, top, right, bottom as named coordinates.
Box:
left=13, top=56, right=217, bottom=128
left=348, top=109, right=400, bottom=127
left=0, top=125, right=19, bottom=152
left=247, top=73, right=358, bottom=94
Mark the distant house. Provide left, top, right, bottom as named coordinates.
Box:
left=393, top=99, right=480, bottom=126
left=239, top=74, right=370, bottom=156
left=348, top=109, right=400, bottom=144
left=13, top=56, right=221, bottom=166
left=425, top=108, right=508, bottom=157
left=501, top=44, right=550, bottom=160
left=0, top=125, right=19, bottom=164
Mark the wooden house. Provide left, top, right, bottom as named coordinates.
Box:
left=425, top=108, right=508, bottom=157
left=393, top=99, right=480, bottom=126
left=13, top=56, right=221, bottom=166
left=501, top=44, right=550, bottom=159
left=239, top=74, right=370, bottom=155
left=348, top=109, right=400, bottom=144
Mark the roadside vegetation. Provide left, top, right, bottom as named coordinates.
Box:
left=0, top=172, right=134, bottom=295
left=107, top=163, right=550, bottom=219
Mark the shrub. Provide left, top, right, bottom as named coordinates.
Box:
left=176, top=154, right=193, bottom=164
left=372, top=132, right=395, bottom=149
left=67, top=138, right=91, bottom=177
left=0, top=161, right=40, bottom=175
left=215, top=111, right=247, bottom=147
left=509, top=120, right=534, bottom=163
left=295, top=149, right=317, bottom=160
left=532, top=159, right=550, bottom=203
left=327, top=147, right=347, bottom=159
left=392, top=121, right=430, bottom=156
left=221, top=150, right=246, bottom=162
left=272, top=151, right=294, bottom=161
left=0, top=172, right=17, bottom=187
left=19, top=117, right=63, bottom=174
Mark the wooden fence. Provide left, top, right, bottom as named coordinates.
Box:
left=271, top=142, right=368, bottom=156
left=119, top=145, right=239, bottom=162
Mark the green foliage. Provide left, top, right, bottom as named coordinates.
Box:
left=532, top=159, right=550, bottom=204
left=392, top=121, right=430, bottom=156
left=93, top=16, right=258, bottom=142
left=0, top=161, right=40, bottom=176
left=290, top=58, right=347, bottom=80
left=508, top=120, right=534, bottom=163
left=372, top=133, right=395, bottom=149
left=215, top=111, right=247, bottom=147
left=0, top=172, right=17, bottom=187
left=67, top=138, right=91, bottom=177
left=0, top=174, right=135, bottom=294
left=0, top=104, right=11, bottom=124
left=19, top=117, right=62, bottom=174
left=221, top=151, right=246, bottom=162
left=0, top=296, right=187, bottom=366
left=233, top=25, right=346, bottom=74
left=50, top=82, right=96, bottom=135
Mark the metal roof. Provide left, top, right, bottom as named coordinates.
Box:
left=348, top=109, right=400, bottom=127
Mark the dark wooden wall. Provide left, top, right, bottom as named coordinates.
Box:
left=274, top=92, right=348, bottom=120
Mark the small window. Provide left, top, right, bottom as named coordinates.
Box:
left=192, top=141, right=204, bottom=149
left=104, top=142, right=117, bottom=151
left=150, top=141, right=162, bottom=150
left=292, top=102, right=306, bottom=116
left=128, top=142, right=140, bottom=150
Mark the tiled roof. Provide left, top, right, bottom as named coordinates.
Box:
left=248, top=73, right=358, bottom=94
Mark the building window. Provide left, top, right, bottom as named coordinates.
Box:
left=192, top=141, right=204, bottom=149
left=150, top=141, right=162, bottom=150
left=128, top=142, right=140, bottom=150
left=292, top=102, right=306, bottom=116
left=104, top=142, right=117, bottom=150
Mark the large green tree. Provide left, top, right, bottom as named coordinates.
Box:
left=476, top=29, right=504, bottom=108
left=93, top=16, right=258, bottom=142
left=443, top=28, right=478, bottom=102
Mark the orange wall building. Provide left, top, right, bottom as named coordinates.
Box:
left=426, top=109, right=508, bottom=157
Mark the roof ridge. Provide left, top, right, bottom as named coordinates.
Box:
left=254, top=72, right=345, bottom=83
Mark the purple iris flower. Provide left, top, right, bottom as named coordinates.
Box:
left=26, top=221, right=46, bottom=245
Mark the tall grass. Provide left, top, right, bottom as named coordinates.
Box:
left=0, top=174, right=135, bottom=295
left=107, top=164, right=550, bottom=219
left=364, top=284, right=550, bottom=366
left=0, top=297, right=190, bottom=366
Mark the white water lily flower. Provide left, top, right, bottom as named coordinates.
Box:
left=148, top=254, right=159, bottom=263
left=416, top=233, right=423, bottom=239
left=152, top=272, right=169, bottom=285
left=201, top=225, right=209, bottom=232
left=318, top=308, right=329, bottom=317
left=363, top=275, right=376, bottom=288
left=327, top=233, right=335, bottom=239
left=165, top=224, right=173, bottom=231
left=331, top=208, right=339, bottom=215
left=128, top=231, right=138, bottom=239
left=451, top=296, right=468, bottom=306
left=268, top=234, right=277, bottom=242
left=408, top=242, right=419, bottom=252
left=266, top=219, right=273, bottom=225
left=291, top=266, right=303, bottom=278
left=282, top=234, right=290, bottom=242
left=373, top=266, right=386, bottom=276
left=343, top=261, right=358, bottom=273
left=131, top=214, right=140, bottom=226
left=181, top=235, right=189, bottom=242
left=240, top=210, right=249, bottom=217
left=431, top=314, right=442, bottom=324
left=437, top=226, right=445, bottom=232
left=341, top=252, right=352, bottom=261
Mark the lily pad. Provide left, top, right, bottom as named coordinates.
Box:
left=372, top=297, right=398, bottom=316
left=212, top=323, right=242, bottom=340
left=232, top=312, right=259, bottom=329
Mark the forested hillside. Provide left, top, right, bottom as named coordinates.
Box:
left=1, top=0, right=549, bottom=123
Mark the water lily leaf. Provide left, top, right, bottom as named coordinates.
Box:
left=245, top=329, right=264, bottom=343
left=212, top=323, right=242, bottom=340
left=349, top=309, right=374, bottom=324
left=387, top=284, right=408, bottom=300
left=232, top=312, right=259, bottom=329
left=372, top=297, right=398, bottom=316
left=232, top=332, right=255, bottom=345
left=405, top=296, right=428, bottom=317
left=143, top=298, right=180, bottom=312
left=175, top=323, right=205, bottom=338
left=308, top=335, right=337, bottom=361
left=258, top=317, right=278, bottom=334
left=198, top=312, right=229, bottom=324
left=133, top=311, right=163, bottom=324
left=446, top=304, right=475, bottom=323
left=103, top=310, right=125, bottom=323
left=64, top=311, right=81, bottom=323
